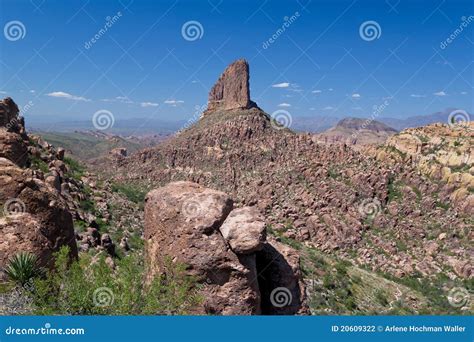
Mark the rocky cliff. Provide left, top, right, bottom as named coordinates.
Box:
left=0, top=98, right=78, bottom=275
left=205, top=59, right=257, bottom=113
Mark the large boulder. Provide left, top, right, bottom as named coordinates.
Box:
left=144, top=181, right=308, bottom=315
left=144, top=181, right=261, bottom=314
left=206, top=59, right=257, bottom=112
left=0, top=98, right=28, bottom=167
left=220, top=206, right=266, bottom=254
left=0, top=97, right=22, bottom=132
left=0, top=129, right=28, bottom=167
left=0, top=158, right=77, bottom=276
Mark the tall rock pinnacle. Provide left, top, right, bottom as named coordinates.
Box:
left=206, top=59, right=257, bottom=112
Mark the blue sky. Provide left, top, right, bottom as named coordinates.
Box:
left=0, top=0, right=473, bottom=127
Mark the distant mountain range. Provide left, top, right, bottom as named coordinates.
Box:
left=292, top=108, right=465, bottom=133
left=26, top=108, right=467, bottom=136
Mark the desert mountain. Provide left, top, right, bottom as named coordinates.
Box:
left=0, top=62, right=471, bottom=316
left=315, top=117, right=397, bottom=147
left=111, top=59, right=472, bottom=314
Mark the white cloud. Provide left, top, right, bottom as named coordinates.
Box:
left=433, top=91, right=447, bottom=96
left=352, top=106, right=363, bottom=110
left=328, top=88, right=334, bottom=91
left=278, top=103, right=291, bottom=107
left=0, top=90, right=7, bottom=94
left=141, top=102, right=159, bottom=108
left=323, top=106, right=334, bottom=110
left=115, top=96, right=133, bottom=103
left=461, top=91, right=467, bottom=95
left=309, top=107, right=316, bottom=110
left=351, top=93, right=361, bottom=99
left=46, top=91, right=90, bottom=101
left=164, top=100, right=184, bottom=105
left=410, top=94, right=426, bottom=98
left=272, top=82, right=290, bottom=88
left=29, top=90, right=35, bottom=94
left=101, top=96, right=133, bottom=103
left=312, top=90, right=322, bottom=94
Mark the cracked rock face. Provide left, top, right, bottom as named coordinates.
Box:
left=144, top=181, right=307, bottom=315
left=206, top=59, right=256, bottom=113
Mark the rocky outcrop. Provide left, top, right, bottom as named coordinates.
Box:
left=380, top=122, right=474, bottom=214
left=0, top=157, right=78, bottom=275
left=0, top=97, right=78, bottom=278
left=205, top=59, right=257, bottom=113
left=0, top=98, right=28, bottom=167
left=144, top=181, right=307, bottom=315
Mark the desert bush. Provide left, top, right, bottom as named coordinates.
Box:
left=111, top=183, right=148, bottom=205
left=64, top=156, right=85, bottom=180
left=5, top=252, right=44, bottom=286
left=32, top=247, right=201, bottom=315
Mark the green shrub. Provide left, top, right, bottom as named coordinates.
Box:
left=5, top=252, right=44, bottom=286
left=32, top=247, right=201, bottom=315
left=64, top=156, right=85, bottom=181
left=30, top=156, right=48, bottom=173
left=111, top=183, right=148, bottom=205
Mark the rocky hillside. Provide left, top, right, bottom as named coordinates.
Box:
left=315, top=117, right=397, bottom=147
left=113, top=60, right=472, bottom=314
left=369, top=122, right=473, bottom=214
